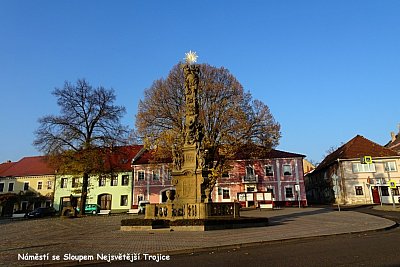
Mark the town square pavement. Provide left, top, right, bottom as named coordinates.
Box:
left=0, top=207, right=396, bottom=266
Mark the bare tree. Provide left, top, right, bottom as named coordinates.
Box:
left=34, top=79, right=128, bottom=215
left=136, top=63, right=281, bottom=187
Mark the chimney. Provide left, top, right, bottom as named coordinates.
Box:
left=391, top=132, right=396, bottom=142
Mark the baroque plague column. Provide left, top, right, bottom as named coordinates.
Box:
left=145, top=51, right=240, bottom=220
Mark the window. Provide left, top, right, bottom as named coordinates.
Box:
left=246, top=166, right=255, bottom=176
left=138, top=171, right=145, bottom=181
left=352, top=163, right=376, bottom=173
left=283, top=164, right=292, bottom=176
left=8, top=182, right=14, bottom=192
left=246, top=186, right=256, bottom=192
left=121, top=175, right=129, bottom=186
left=392, top=187, right=400, bottom=196
left=285, top=187, right=294, bottom=198
left=167, top=170, right=172, bottom=180
left=111, top=176, right=118, bottom=186
left=265, top=165, right=274, bottom=176
left=222, top=172, right=229, bottom=178
left=21, top=201, right=28, bottom=211
left=384, top=162, right=397, bottom=172
left=152, top=171, right=160, bottom=181
left=24, top=182, right=29, bottom=191
left=267, top=188, right=274, bottom=197
left=137, top=195, right=144, bottom=203
left=355, top=186, right=363, bottom=195
left=222, top=189, right=230, bottom=199
left=120, top=195, right=128, bottom=206
left=99, top=177, right=106, bottom=187
left=0, top=183, right=4, bottom=192
left=47, top=181, right=52, bottom=190
left=37, top=181, right=43, bottom=190
left=72, top=178, right=79, bottom=188
left=218, top=188, right=222, bottom=195
left=61, top=178, right=68, bottom=188
left=381, top=186, right=389, bottom=196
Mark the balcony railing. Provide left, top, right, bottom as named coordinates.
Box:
left=242, top=174, right=258, bottom=183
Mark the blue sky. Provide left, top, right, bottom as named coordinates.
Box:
left=1, top=1, right=400, bottom=163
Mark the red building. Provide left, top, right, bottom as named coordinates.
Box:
left=131, top=148, right=307, bottom=208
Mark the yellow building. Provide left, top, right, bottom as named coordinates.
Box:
left=0, top=156, right=55, bottom=215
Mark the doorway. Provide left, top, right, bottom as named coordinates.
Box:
left=98, top=194, right=112, bottom=210
left=371, top=187, right=380, bottom=204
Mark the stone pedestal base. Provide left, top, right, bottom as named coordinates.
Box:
left=145, top=202, right=240, bottom=220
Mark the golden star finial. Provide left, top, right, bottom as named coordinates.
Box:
left=184, top=50, right=198, bottom=64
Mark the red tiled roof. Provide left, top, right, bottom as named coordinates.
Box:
left=259, top=149, right=305, bottom=159
left=0, top=161, right=16, bottom=175
left=385, top=133, right=400, bottom=153
left=0, top=146, right=145, bottom=177
left=103, top=145, right=144, bottom=170
left=132, top=147, right=304, bottom=165
left=316, top=135, right=399, bottom=171
left=131, top=148, right=172, bottom=165
left=234, top=146, right=305, bottom=160
left=0, top=156, right=54, bottom=177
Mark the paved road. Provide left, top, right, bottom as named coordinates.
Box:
left=0, top=207, right=396, bottom=266
left=99, top=228, right=400, bottom=267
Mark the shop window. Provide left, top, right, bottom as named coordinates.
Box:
left=355, top=186, right=363, bottom=195
left=392, top=187, right=400, bottom=196
left=381, top=186, right=389, bottom=196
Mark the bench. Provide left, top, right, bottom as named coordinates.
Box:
left=127, top=208, right=140, bottom=215
left=98, top=210, right=111, bottom=215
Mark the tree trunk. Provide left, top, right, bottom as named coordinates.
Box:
left=79, top=172, right=89, bottom=216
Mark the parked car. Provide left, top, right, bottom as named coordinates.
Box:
left=138, top=200, right=150, bottom=214
left=84, top=204, right=101, bottom=214
left=25, top=207, right=56, bottom=218
left=75, top=204, right=101, bottom=215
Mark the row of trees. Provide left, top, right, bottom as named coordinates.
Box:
left=34, top=64, right=281, bottom=214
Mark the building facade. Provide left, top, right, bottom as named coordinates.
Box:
left=306, top=135, right=400, bottom=205
left=0, top=157, right=56, bottom=216
left=131, top=148, right=307, bottom=208
left=53, top=145, right=142, bottom=213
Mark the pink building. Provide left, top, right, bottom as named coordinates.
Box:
left=131, top=148, right=307, bottom=208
